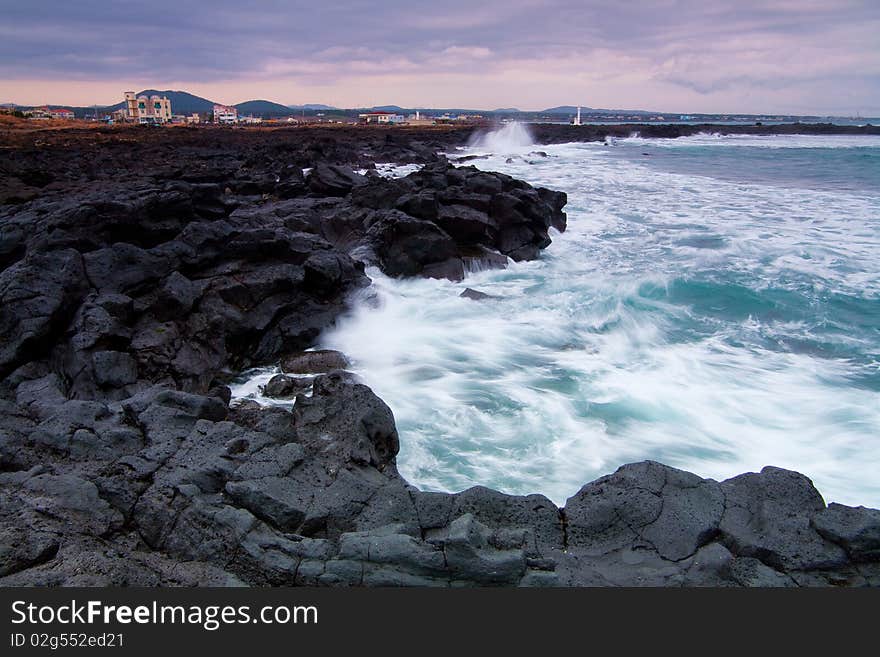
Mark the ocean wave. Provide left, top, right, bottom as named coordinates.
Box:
left=312, top=132, right=880, bottom=508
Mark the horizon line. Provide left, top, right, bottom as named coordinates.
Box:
left=2, top=94, right=876, bottom=120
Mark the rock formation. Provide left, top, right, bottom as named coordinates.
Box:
left=0, top=125, right=877, bottom=586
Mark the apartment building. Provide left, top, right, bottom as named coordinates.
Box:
left=122, top=92, right=172, bottom=124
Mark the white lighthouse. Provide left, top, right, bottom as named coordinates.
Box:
left=573, top=106, right=582, bottom=126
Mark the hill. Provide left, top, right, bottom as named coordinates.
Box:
left=234, top=99, right=298, bottom=117
left=105, top=90, right=217, bottom=115
left=542, top=106, right=592, bottom=114
left=288, top=104, right=337, bottom=111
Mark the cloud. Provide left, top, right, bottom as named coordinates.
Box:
left=0, top=0, right=878, bottom=114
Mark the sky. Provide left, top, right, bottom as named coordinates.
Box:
left=1, top=0, right=878, bottom=115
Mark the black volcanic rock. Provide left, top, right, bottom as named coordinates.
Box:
left=280, top=349, right=350, bottom=374
left=0, top=249, right=89, bottom=380
left=261, top=374, right=312, bottom=399
left=308, top=163, right=368, bottom=196
left=460, top=288, right=494, bottom=300
left=226, top=158, right=567, bottom=281
left=0, top=177, right=369, bottom=397
left=0, top=125, right=877, bottom=588
left=812, top=504, right=880, bottom=562
left=365, top=210, right=464, bottom=279
left=528, top=121, right=880, bottom=146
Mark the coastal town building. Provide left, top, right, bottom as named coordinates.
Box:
left=22, top=106, right=74, bottom=120
left=48, top=107, right=75, bottom=120
left=22, top=106, right=75, bottom=120
left=121, top=92, right=172, bottom=124
left=24, top=107, right=51, bottom=119
left=213, top=104, right=238, bottom=124
left=405, top=111, right=435, bottom=126
left=358, top=111, right=405, bottom=125
left=433, top=113, right=483, bottom=124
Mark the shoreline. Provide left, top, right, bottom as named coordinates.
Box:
left=1, top=125, right=878, bottom=586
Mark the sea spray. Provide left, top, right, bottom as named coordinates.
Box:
left=468, top=121, right=535, bottom=152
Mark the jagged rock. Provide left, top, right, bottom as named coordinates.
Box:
left=15, top=373, right=66, bottom=418
left=395, top=190, right=438, bottom=220
left=153, top=271, right=199, bottom=319
left=811, top=503, right=880, bottom=562
left=0, top=525, right=59, bottom=578
left=718, top=466, right=847, bottom=571
left=0, top=249, right=89, bottom=379
left=298, top=159, right=568, bottom=280
left=564, top=461, right=724, bottom=561
left=92, top=350, right=139, bottom=387
left=460, top=288, right=493, bottom=300
left=261, top=373, right=312, bottom=399
left=308, top=164, right=367, bottom=196
left=280, top=349, right=350, bottom=374
left=226, top=477, right=311, bottom=532
left=435, top=204, right=498, bottom=245
left=365, top=210, right=464, bottom=280
left=449, top=486, right=563, bottom=556
left=429, top=514, right=526, bottom=585
left=294, top=372, right=399, bottom=471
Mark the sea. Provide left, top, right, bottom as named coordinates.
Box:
left=233, top=124, right=880, bottom=508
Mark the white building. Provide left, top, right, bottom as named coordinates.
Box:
left=213, top=104, right=238, bottom=124
left=358, top=111, right=405, bottom=125
left=122, top=92, right=172, bottom=124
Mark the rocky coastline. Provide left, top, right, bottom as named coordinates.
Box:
left=1, top=125, right=878, bottom=586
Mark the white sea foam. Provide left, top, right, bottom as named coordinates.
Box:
left=619, top=132, right=880, bottom=149
left=373, top=162, right=423, bottom=178
left=467, top=121, right=535, bottom=153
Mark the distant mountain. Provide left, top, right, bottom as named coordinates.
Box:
left=234, top=99, right=298, bottom=117
left=106, top=90, right=217, bottom=115
left=288, top=103, right=337, bottom=110
left=542, top=106, right=593, bottom=114
left=370, top=105, right=405, bottom=112
left=493, top=108, right=521, bottom=113
left=541, top=105, right=660, bottom=115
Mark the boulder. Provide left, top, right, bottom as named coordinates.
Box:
left=262, top=373, right=313, bottom=399
left=460, top=288, right=494, bottom=301
left=294, top=372, right=399, bottom=471
left=564, top=461, right=724, bottom=561
left=0, top=249, right=88, bottom=378
left=92, top=350, right=139, bottom=387
left=718, top=467, right=847, bottom=571
left=280, top=350, right=351, bottom=374
left=365, top=210, right=463, bottom=280
left=308, top=164, right=367, bottom=196
left=811, top=503, right=880, bottom=562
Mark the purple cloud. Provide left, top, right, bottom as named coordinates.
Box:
left=0, top=1, right=877, bottom=114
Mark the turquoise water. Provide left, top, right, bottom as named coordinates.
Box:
left=615, top=134, right=880, bottom=193
left=315, top=131, right=880, bottom=508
